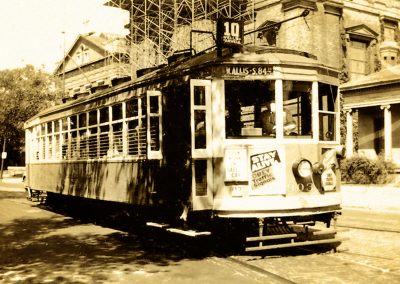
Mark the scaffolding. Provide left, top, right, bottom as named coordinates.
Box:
left=105, top=0, right=265, bottom=76
left=103, top=34, right=132, bottom=81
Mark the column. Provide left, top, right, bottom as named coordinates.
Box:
left=312, top=81, right=319, bottom=141
left=380, top=104, right=392, bottom=161
left=345, top=109, right=353, bottom=158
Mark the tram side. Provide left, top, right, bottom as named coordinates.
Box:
left=25, top=47, right=344, bottom=250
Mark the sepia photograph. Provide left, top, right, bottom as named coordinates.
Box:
left=0, top=0, right=400, bottom=283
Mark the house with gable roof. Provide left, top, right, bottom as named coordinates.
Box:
left=54, top=32, right=131, bottom=100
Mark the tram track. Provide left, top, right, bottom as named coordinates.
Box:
left=226, top=222, right=400, bottom=284
left=337, top=224, right=400, bottom=234
left=224, top=256, right=296, bottom=284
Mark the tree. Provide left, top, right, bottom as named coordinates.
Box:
left=0, top=65, right=62, bottom=167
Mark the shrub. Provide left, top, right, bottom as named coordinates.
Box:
left=340, top=155, right=393, bottom=184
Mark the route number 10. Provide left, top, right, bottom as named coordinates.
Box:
left=224, top=22, right=240, bottom=40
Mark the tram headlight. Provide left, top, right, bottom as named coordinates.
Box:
left=292, top=159, right=312, bottom=178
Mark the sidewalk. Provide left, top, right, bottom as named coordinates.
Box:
left=0, top=172, right=25, bottom=192
left=341, top=184, right=400, bottom=212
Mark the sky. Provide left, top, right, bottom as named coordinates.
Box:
left=0, top=0, right=128, bottom=73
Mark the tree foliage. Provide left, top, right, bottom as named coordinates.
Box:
left=0, top=65, right=62, bottom=165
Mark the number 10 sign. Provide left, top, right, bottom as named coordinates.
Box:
left=216, top=18, right=244, bottom=47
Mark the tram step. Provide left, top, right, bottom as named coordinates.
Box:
left=146, top=222, right=211, bottom=237
left=245, top=237, right=344, bottom=252
left=166, top=228, right=211, bottom=237
left=312, top=229, right=337, bottom=236
left=246, top=233, right=297, bottom=242
left=146, top=222, right=170, bottom=228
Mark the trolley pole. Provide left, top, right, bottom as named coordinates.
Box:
left=0, top=138, right=5, bottom=179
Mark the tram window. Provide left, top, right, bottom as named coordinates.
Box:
left=88, top=127, right=98, bottom=158
left=46, top=122, right=53, bottom=159
left=127, top=107, right=146, bottom=158
left=70, top=130, right=78, bottom=158
left=146, top=91, right=162, bottom=159
left=138, top=119, right=147, bottom=154
left=79, top=129, right=88, bottom=158
left=70, top=115, right=77, bottom=130
left=31, top=126, right=39, bottom=161
left=54, top=120, right=60, bottom=133
left=89, top=110, right=97, bottom=125
left=194, top=160, right=207, bottom=196
left=283, top=81, right=312, bottom=137
left=194, top=86, right=206, bottom=106
left=41, top=124, right=46, bottom=136
left=61, top=118, right=68, bottom=160
left=47, top=122, right=52, bottom=134
left=79, top=113, right=87, bottom=128
left=127, top=120, right=139, bottom=155
left=112, top=122, right=123, bottom=155
left=149, top=117, right=160, bottom=150
left=99, top=125, right=110, bottom=157
left=112, top=104, right=123, bottom=121
left=100, top=107, right=109, bottom=123
left=126, top=99, right=138, bottom=117
left=149, top=96, right=159, bottom=114
left=319, top=83, right=338, bottom=141
left=194, top=111, right=206, bottom=149
left=54, top=120, right=61, bottom=159
left=47, top=135, right=53, bottom=159
left=54, top=134, right=61, bottom=159
left=142, top=97, right=147, bottom=114
left=225, top=80, right=274, bottom=138
left=40, top=137, right=45, bottom=160
left=61, top=133, right=68, bottom=159
left=61, top=118, right=68, bottom=131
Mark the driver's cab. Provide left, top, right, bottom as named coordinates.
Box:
left=225, top=80, right=316, bottom=140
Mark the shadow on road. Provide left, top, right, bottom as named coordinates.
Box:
left=0, top=196, right=215, bottom=283
left=0, top=190, right=339, bottom=283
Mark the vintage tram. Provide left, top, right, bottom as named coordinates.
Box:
left=25, top=22, right=343, bottom=252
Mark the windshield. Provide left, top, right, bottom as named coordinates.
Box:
left=283, top=81, right=312, bottom=137
left=225, top=80, right=274, bottom=137
left=225, top=80, right=313, bottom=138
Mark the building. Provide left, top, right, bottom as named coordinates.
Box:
left=341, top=65, right=400, bottom=166
left=104, top=0, right=400, bottom=78
left=104, top=0, right=400, bottom=163
left=54, top=33, right=131, bottom=100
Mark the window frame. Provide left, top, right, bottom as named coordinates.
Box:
left=146, top=90, right=163, bottom=160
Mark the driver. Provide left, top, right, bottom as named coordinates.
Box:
left=260, top=102, right=297, bottom=135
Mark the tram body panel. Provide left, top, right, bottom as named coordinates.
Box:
left=27, top=161, right=158, bottom=205
left=211, top=142, right=341, bottom=216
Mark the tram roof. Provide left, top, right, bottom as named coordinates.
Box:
left=26, top=46, right=329, bottom=127
left=137, top=45, right=319, bottom=81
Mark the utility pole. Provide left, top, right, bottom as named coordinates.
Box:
left=62, top=31, right=66, bottom=98
left=0, top=138, right=6, bottom=179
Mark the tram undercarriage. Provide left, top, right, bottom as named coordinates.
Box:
left=242, top=212, right=342, bottom=252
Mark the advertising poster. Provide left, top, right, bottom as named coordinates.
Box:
left=224, top=146, right=286, bottom=195
left=249, top=147, right=285, bottom=195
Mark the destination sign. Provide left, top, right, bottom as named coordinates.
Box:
left=224, top=65, right=273, bottom=76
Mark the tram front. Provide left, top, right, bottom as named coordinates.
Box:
left=188, top=49, right=342, bottom=251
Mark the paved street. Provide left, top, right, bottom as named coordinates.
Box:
left=1, top=179, right=400, bottom=283
left=0, top=180, right=283, bottom=284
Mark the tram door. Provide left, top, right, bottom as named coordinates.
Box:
left=190, top=79, right=214, bottom=210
